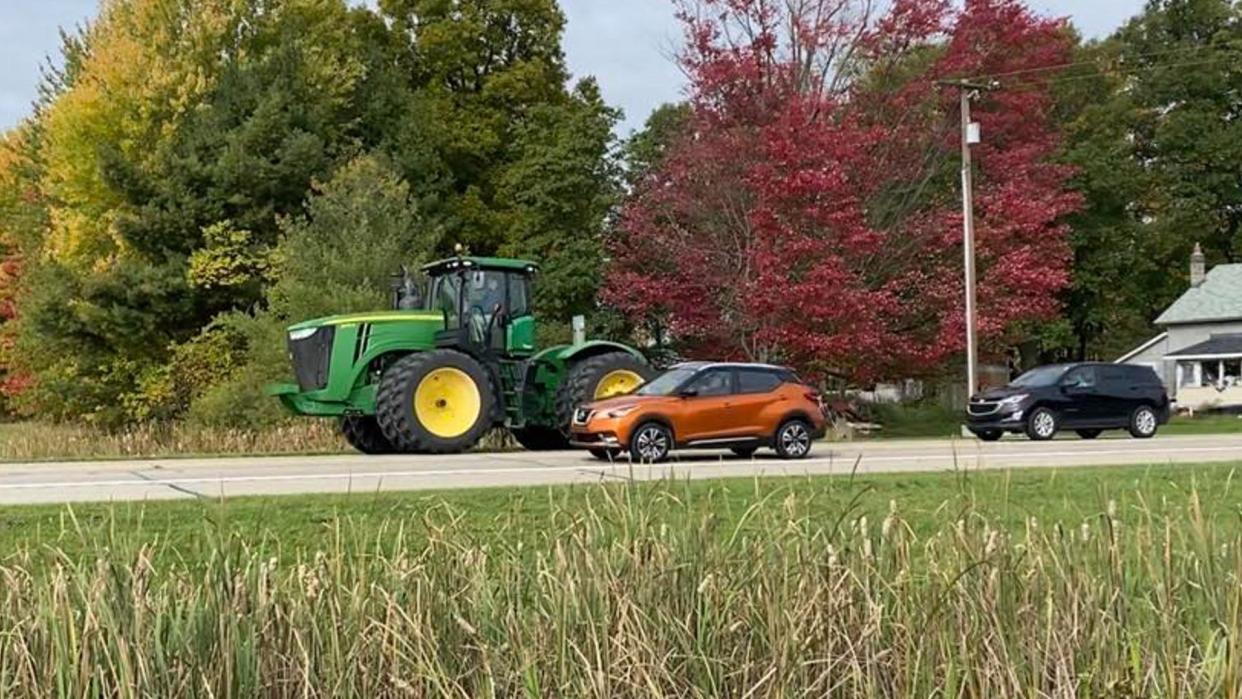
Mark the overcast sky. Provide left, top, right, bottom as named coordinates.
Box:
left=2, top=0, right=1146, bottom=136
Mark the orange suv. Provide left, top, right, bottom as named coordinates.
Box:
left=569, top=362, right=827, bottom=462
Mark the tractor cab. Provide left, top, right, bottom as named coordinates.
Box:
left=395, top=256, right=539, bottom=356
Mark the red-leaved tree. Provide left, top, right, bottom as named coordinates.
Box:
left=0, top=130, right=37, bottom=409
left=606, top=0, right=1080, bottom=382
left=0, top=253, right=29, bottom=402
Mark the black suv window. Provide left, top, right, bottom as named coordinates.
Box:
left=686, top=369, right=733, bottom=397
left=738, top=369, right=782, bottom=394
left=1101, top=366, right=1129, bottom=384
left=1062, top=366, right=1098, bottom=388
left=1128, top=365, right=1161, bottom=385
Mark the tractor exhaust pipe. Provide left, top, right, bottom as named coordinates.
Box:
left=572, top=315, right=586, bottom=346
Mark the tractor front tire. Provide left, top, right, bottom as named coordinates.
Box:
left=376, top=350, right=496, bottom=454
left=340, top=415, right=397, bottom=455
left=510, top=425, right=569, bottom=451
left=554, top=352, right=656, bottom=435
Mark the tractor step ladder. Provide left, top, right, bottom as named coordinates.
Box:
left=498, top=359, right=527, bottom=427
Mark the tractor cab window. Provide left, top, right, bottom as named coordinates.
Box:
left=508, top=274, right=531, bottom=317
left=430, top=274, right=462, bottom=324
left=464, top=270, right=507, bottom=317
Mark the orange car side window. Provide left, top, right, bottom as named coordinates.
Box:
left=688, top=371, right=732, bottom=397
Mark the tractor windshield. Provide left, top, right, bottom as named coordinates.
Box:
left=427, top=268, right=530, bottom=329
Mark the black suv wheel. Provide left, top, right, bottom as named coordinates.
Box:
left=1129, top=405, right=1159, bottom=439
left=1025, top=407, right=1058, bottom=441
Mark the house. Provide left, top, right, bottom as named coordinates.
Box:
left=1119, top=244, right=1242, bottom=411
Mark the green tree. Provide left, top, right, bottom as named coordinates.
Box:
left=380, top=0, right=619, bottom=321
left=621, top=103, right=691, bottom=187
left=1046, top=0, right=1242, bottom=360
left=12, top=0, right=410, bottom=424
left=188, top=155, right=429, bottom=428
left=7, top=0, right=621, bottom=425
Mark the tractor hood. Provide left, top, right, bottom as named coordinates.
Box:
left=288, top=311, right=446, bottom=332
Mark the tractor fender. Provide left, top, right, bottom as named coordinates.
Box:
left=535, top=341, right=648, bottom=367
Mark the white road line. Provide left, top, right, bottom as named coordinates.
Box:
left=0, top=444, right=1237, bottom=491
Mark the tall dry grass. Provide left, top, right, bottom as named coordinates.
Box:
left=0, top=422, right=518, bottom=461
left=0, top=481, right=1237, bottom=697
left=0, top=421, right=346, bottom=461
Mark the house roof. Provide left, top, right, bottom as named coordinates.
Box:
left=1156, top=264, right=1242, bottom=325
left=1117, top=332, right=1168, bottom=363
left=1166, top=333, right=1242, bottom=359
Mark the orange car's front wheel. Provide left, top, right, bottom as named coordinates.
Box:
left=629, top=422, right=672, bottom=463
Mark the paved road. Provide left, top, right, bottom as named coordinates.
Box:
left=0, top=434, right=1238, bottom=505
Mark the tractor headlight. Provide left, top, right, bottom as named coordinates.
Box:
left=606, top=406, right=637, bottom=419
left=288, top=327, right=319, bottom=342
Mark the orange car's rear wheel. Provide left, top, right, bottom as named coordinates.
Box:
left=774, top=419, right=813, bottom=460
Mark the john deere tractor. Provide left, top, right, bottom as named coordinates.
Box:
left=268, top=255, right=655, bottom=454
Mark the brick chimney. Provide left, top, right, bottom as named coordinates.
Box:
left=1191, top=242, right=1206, bottom=287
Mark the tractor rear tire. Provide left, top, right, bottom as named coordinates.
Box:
left=376, top=350, right=496, bottom=454
left=554, top=352, right=656, bottom=435
left=510, top=425, right=569, bottom=451
left=340, top=415, right=397, bottom=455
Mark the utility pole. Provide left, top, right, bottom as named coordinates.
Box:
left=937, top=79, right=996, bottom=399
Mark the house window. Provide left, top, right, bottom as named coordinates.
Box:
left=1182, top=359, right=1242, bottom=389
left=1178, top=362, right=1202, bottom=388
left=1225, top=360, right=1242, bottom=388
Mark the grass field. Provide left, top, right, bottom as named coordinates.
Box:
left=0, top=463, right=1237, bottom=696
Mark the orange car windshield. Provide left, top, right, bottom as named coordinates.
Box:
left=635, top=368, right=698, bottom=396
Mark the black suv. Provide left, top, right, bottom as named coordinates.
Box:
left=966, top=363, right=1170, bottom=441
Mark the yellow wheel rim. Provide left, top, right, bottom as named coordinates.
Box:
left=414, top=367, right=482, bottom=439
left=594, top=369, right=644, bottom=399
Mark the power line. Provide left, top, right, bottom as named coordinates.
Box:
left=968, top=40, right=1242, bottom=83
left=997, top=54, right=1242, bottom=92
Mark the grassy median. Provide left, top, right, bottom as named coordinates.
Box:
left=0, top=462, right=1238, bottom=696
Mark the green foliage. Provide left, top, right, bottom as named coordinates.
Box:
left=128, top=321, right=247, bottom=422
left=1048, top=0, right=1242, bottom=360
left=496, top=80, right=621, bottom=321
left=190, top=155, right=427, bottom=428
left=620, top=102, right=690, bottom=186
left=4, top=0, right=619, bottom=425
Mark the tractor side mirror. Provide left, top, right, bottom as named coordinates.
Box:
left=391, top=265, right=423, bottom=310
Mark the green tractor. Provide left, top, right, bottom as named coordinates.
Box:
left=267, top=254, right=655, bottom=454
